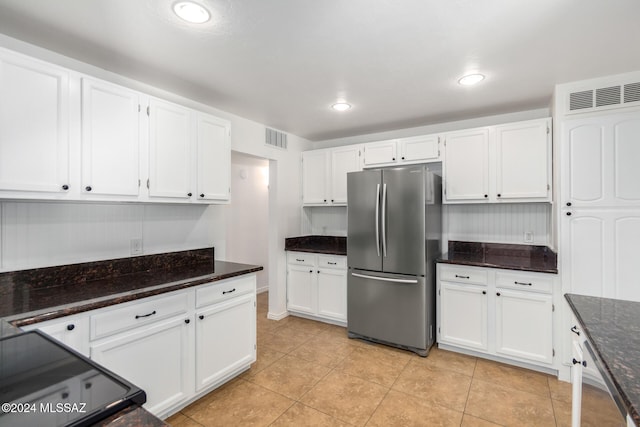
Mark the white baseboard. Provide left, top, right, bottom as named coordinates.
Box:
left=267, top=310, right=289, bottom=321
left=256, top=285, right=269, bottom=294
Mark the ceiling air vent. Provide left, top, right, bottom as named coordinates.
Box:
left=595, top=86, right=621, bottom=107
left=624, top=82, right=640, bottom=103
left=265, top=128, right=287, bottom=149
left=569, top=90, right=593, bottom=111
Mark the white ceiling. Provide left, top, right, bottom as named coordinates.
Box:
left=1, top=0, right=639, bottom=141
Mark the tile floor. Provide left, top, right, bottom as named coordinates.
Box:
left=166, top=292, right=624, bottom=427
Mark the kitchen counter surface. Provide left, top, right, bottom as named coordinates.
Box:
left=437, top=241, right=558, bottom=273
left=565, top=294, right=640, bottom=426
left=285, top=235, right=346, bottom=255
left=0, top=249, right=262, bottom=427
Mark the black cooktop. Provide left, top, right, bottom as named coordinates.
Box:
left=0, top=331, right=146, bottom=427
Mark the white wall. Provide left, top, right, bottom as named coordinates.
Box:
left=0, top=34, right=310, bottom=319
left=226, top=152, right=269, bottom=292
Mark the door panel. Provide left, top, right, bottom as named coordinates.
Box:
left=347, top=170, right=382, bottom=271
left=382, top=167, right=425, bottom=275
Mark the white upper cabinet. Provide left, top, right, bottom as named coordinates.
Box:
left=148, top=98, right=192, bottom=200
left=196, top=113, right=231, bottom=202
left=443, top=118, right=551, bottom=204
left=363, top=140, right=397, bottom=166
left=302, top=149, right=329, bottom=205
left=443, top=127, right=490, bottom=202
left=81, top=78, right=140, bottom=198
left=330, top=145, right=361, bottom=204
left=0, top=50, right=70, bottom=197
left=561, top=111, right=640, bottom=208
left=495, top=119, right=551, bottom=201
left=302, top=145, right=362, bottom=206
left=399, top=134, right=440, bottom=163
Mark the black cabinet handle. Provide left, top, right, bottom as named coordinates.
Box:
left=496, top=292, right=501, bottom=296
left=571, top=325, right=580, bottom=336
left=328, top=262, right=337, bottom=265
left=185, top=319, right=190, bottom=324
left=484, top=194, right=488, bottom=198
left=455, top=274, right=470, bottom=279
left=199, top=315, right=204, bottom=320
left=572, top=358, right=587, bottom=367
left=514, top=281, right=532, bottom=286
left=401, top=156, right=405, bottom=160
left=61, top=392, right=69, bottom=399
left=392, top=157, right=396, bottom=161
left=135, top=310, right=156, bottom=319
left=497, top=194, right=501, bottom=197
left=62, top=184, right=69, bottom=190
left=566, top=212, right=572, bottom=216
left=85, top=382, right=92, bottom=390
left=331, top=199, right=334, bottom=203
left=85, top=186, right=92, bottom=192
left=324, top=199, right=327, bottom=202
left=200, top=193, right=205, bottom=198
left=566, top=202, right=572, bottom=207
left=222, top=288, right=236, bottom=295
left=188, top=192, right=192, bottom=197
left=317, top=270, right=320, bottom=274
left=66, top=324, right=75, bottom=331
left=482, top=290, right=487, bottom=295
left=296, top=258, right=305, bottom=262
left=309, top=270, right=313, bottom=273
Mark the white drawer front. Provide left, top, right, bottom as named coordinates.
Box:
left=196, top=275, right=256, bottom=308
left=495, top=271, right=553, bottom=294
left=91, top=292, right=189, bottom=340
left=317, top=255, right=346, bottom=269
left=287, top=252, right=316, bottom=267
left=439, top=265, right=488, bottom=285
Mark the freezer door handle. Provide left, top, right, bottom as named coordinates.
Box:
left=375, top=183, right=381, bottom=257
left=381, top=183, right=387, bottom=257
left=351, top=272, right=418, bottom=284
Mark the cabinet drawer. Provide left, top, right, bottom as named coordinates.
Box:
left=439, top=265, right=488, bottom=285
left=91, top=292, right=189, bottom=340
left=495, top=271, right=553, bottom=294
left=317, top=255, right=346, bottom=269
left=287, top=252, right=316, bottom=266
left=196, top=275, right=256, bottom=308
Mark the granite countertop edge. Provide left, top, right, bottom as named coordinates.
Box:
left=4, top=261, right=263, bottom=327
left=285, top=247, right=347, bottom=256
left=436, top=258, right=559, bottom=274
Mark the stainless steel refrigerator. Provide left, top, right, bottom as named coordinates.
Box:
left=347, top=165, right=441, bottom=356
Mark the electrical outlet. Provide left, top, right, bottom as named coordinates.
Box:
left=523, top=231, right=534, bottom=243
left=131, top=238, right=143, bottom=255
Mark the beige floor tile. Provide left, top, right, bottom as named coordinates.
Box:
left=302, top=333, right=356, bottom=359
left=260, top=327, right=311, bottom=353
left=270, top=402, right=352, bottom=427
left=167, top=415, right=205, bottom=427
left=181, top=377, right=243, bottom=416
left=460, top=414, right=504, bottom=427
left=289, top=342, right=348, bottom=368
left=355, top=340, right=413, bottom=366
left=248, top=354, right=331, bottom=400
left=392, top=360, right=472, bottom=412
left=548, top=377, right=573, bottom=403
left=410, top=346, right=477, bottom=377
left=465, top=378, right=555, bottom=427
left=165, top=412, right=189, bottom=426
left=186, top=380, right=294, bottom=427
left=284, top=315, right=332, bottom=335
left=300, top=371, right=388, bottom=426
left=367, top=389, right=463, bottom=427
left=335, top=347, right=407, bottom=387
left=241, top=346, right=287, bottom=379
left=473, top=358, right=551, bottom=397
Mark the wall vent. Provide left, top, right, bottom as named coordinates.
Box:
left=567, top=80, right=640, bottom=115
left=569, top=90, right=593, bottom=111
left=595, top=86, right=621, bottom=107
left=624, top=82, right=640, bottom=103
left=265, top=128, right=287, bottom=149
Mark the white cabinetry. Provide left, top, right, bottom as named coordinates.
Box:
left=302, top=146, right=361, bottom=206
left=286, top=252, right=347, bottom=324
left=330, top=146, right=361, bottom=204
left=437, top=263, right=557, bottom=368
left=362, top=135, right=441, bottom=168
left=363, top=140, right=398, bottom=166
left=22, top=313, right=90, bottom=357
left=443, top=118, right=551, bottom=203
left=302, top=150, right=329, bottom=205
left=81, top=77, right=140, bottom=198
left=195, top=113, right=231, bottom=202
left=0, top=49, right=70, bottom=198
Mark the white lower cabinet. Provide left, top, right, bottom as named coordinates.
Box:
left=437, top=264, right=557, bottom=369
left=286, top=252, right=347, bottom=324
left=23, top=273, right=257, bottom=419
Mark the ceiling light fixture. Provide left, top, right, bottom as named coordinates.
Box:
left=458, top=74, right=485, bottom=86
left=173, top=1, right=211, bottom=24
left=331, top=102, right=352, bottom=112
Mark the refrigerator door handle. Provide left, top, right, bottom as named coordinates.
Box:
left=351, top=272, right=418, bottom=284
left=381, top=183, right=387, bottom=257
left=375, top=183, right=381, bottom=257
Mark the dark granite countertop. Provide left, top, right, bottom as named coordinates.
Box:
left=565, top=294, right=640, bottom=426
left=437, top=241, right=558, bottom=274
left=285, top=235, right=346, bottom=256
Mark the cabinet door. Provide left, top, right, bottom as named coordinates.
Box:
left=317, top=268, right=347, bottom=322
left=495, top=119, right=550, bottom=201
left=22, top=314, right=90, bottom=357
left=148, top=98, right=192, bottom=199
left=0, top=51, right=69, bottom=194
left=363, top=140, right=397, bottom=166
left=302, top=150, right=329, bottom=205
left=287, top=264, right=316, bottom=314
left=443, top=128, right=489, bottom=202
left=196, top=113, right=230, bottom=202
left=90, top=316, right=192, bottom=415
left=81, top=78, right=140, bottom=197
left=330, top=145, right=361, bottom=205
left=399, top=135, right=439, bottom=162
left=439, top=281, right=488, bottom=351
left=561, top=111, right=640, bottom=208
left=495, top=289, right=553, bottom=364
left=195, top=293, right=256, bottom=391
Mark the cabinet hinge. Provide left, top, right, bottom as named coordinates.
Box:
left=438, top=326, right=441, bottom=333
left=547, top=126, right=550, bottom=134
left=359, top=150, right=361, bottom=157
left=138, top=179, right=141, bottom=188
left=138, top=104, right=141, bottom=113
left=254, top=344, right=257, bottom=350
left=553, top=348, right=555, bottom=357
left=547, top=184, right=550, bottom=191
left=552, top=304, right=555, bottom=312
left=146, top=179, right=150, bottom=189
left=438, top=289, right=441, bottom=296
left=146, top=106, right=150, bottom=116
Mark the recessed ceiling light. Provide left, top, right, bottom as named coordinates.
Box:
left=331, top=102, right=352, bottom=112
left=173, top=1, right=211, bottom=24
left=458, top=74, right=485, bottom=86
